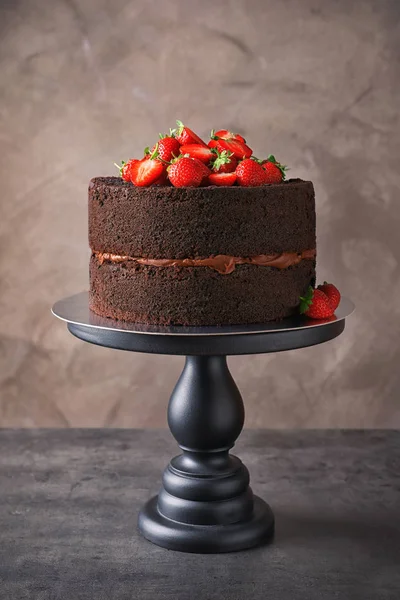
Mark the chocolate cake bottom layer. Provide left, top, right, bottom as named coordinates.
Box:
left=89, top=255, right=316, bottom=326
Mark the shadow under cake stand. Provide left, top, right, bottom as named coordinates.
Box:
left=52, top=292, right=354, bottom=554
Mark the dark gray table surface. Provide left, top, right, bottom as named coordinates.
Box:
left=0, top=430, right=399, bottom=600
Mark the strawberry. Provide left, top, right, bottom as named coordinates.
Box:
left=152, top=167, right=169, bottom=186
left=317, top=282, right=341, bottom=310
left=153, top=136, right=181, bottom=162
left=216, top=138, right=252, bottom=160
left=299, top=286, right=335, bottom=319
left=180, top=144, right=215, bottom=164
left=211, top=149, right=238, bottom=173
left=130, top=155, right=164, bottom=187
left=207, top=172, right=237, bottom=187
left=174, top=120, right=207, bottom=147
left=114, top=159, right=139, bottom=182
left=208, top=129, right=246, bottom=148
left=167, top=157, right=205, bottom=188
left=236, top=158, right=268, bottom=187
left=197, top=160, right=211, bottom=180
left=262, top=155, right=287, bottom=183
left=214, top=129, right=246, bottom=143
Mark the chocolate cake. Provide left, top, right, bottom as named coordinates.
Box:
left=88, top=177, right=316, bottom=325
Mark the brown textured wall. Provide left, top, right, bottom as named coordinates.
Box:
left=0, top=0, right=399, bottom=428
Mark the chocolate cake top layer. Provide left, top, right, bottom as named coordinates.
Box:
left=88, top=177, right=315, bottom=258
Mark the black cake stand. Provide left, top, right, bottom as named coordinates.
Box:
left=52, top=292, right=354, bottom=554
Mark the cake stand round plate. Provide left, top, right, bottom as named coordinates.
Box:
left=52, top=292, right=354, bottom=356
left=52, top=292, right=354, bottom=553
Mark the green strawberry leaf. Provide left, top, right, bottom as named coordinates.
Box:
left=176, top=120, right=184, bottom=136
left=299, top=286, right=314, bottom=314
left=212, top=149, right=233, bottom=171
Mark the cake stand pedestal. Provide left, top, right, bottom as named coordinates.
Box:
left=52, top=292, right=354, bottom=554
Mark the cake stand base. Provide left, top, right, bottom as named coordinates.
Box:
left=139, top=495, right=274, bottom=554
left=137, top=354, right=275, bottom=554
left=52, top=292, right=354, bottom=554
left=136, top=352, right=276, bottom=554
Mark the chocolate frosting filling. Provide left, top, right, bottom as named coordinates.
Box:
left=94, top=249, right=316, bottom=275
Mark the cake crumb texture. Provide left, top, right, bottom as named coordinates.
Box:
left=89, top=254, right=316, bottom=326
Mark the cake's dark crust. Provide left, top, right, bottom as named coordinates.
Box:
left=89, top=254, right=316, bottom=326
left=89, top=178, right=316, bottom=258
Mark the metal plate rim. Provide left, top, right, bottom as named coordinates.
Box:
left=52, top=292, right=355, bottom=338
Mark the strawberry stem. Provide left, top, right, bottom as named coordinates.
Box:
left=266, top=154, right=288, bottom=180
left=114, top=161, right=125, bottom=177
left=212, top=149, right=233, bottom=171
left=169, top=154, right=185, bottom=166
left=299, top=286, right=314, bottom=314
left=176, top=120, right=184, bottom=136
left=143, top=143, right=159, bottom=160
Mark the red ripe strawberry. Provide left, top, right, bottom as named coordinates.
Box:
left=208, top=139, right=219, bottom=149
left=317, top=282, right=341, bottom=310
left=299, top=287, right=335, bottom=319
left=174, top=120, right=207, bottom=147
left=211, top=149, right=238, bottom=173
left=167, top=157, right=205, bottom=188
left=155, top=136, right=181, bottom=162
left=152, top=167, right=169, bottom=186
left=130, top=156, right=164, bottom=187
left=180, top=144, right=215, bottom=164
left=262, top=155, right=287, bottom=184
left=114, top=159, right=139, bottom=182
left=236, top=158, right=268, bottom=187
left=214, top=129, right=246, bottom=143
left=207, top=172, right=237, bottom=187
left=197, top=160, right=211, bottom=180
left=216, top=138, right=252, bottom=160
left=208, top=129, right=246, bottom=148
